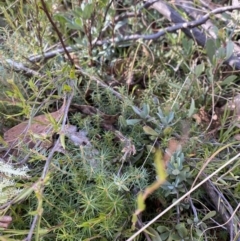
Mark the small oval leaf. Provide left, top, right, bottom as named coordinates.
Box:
left=143, top=126, right=159, bottom=136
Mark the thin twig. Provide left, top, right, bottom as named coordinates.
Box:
left=24, top=82, right=74, bottom=241
left=28, top=4, right=240, bottom=69
left=137, top=217, right=152, bottom=241
left=92, top=0, right=114, bottom=49
left=39, top=0, right=74, bottom=66
left=150, top=1, right=240, bottom=70
left=203, top=179, right=238, bottom=241
left=75, top=67, right=124, bottom=100
left=114, top=11, right=141, bottom=22
left=3, top=59, right=42, bottom=77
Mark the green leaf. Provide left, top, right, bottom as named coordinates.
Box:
left=126, top=119, right=141, bottom=125
left=0, top=135, right=7, bottom=147
left=146, top=227, right=163, bottom=241
left=194, top=216, right=199, bottom=223
left=166, top=112, right=174, bottom=123
left=142, top=103, right=150, bottom=118
left=65, top=17, right=83, bottom=30
left=82, top=3, right=94, bottom=19
left=225, top=40, right=234, bottom=60
left=163, top=127, right=173, bottom=136
left=154, top=148, right=167, bottom=181
left=114, top=19, right=128, bottom=33
left=171, top=231, right=181, bottom=240
left=63, top=84, right=72, bottom=92
left=182, top=38, right=193, bottom=55
left=175, top=223, right=188, bottom=238
left=157, top=226, right=169, bottom=233
left=11, top=187, right=34, bottom=203
left=188, top=98, right=195, bottom=117
left=54, top=14, right=68, bottom=26
left=118, top=115, right=127, bottom=127
left=69, top=68, right=76, bottom=79
left=73, top=7, right=83, bottom=17
left=172, top=169, right=180, bottom=175
left=143, top=126, right=159, bottom=136
left=195, top=228, right=203, bottom=236
left=160, top=231, right=169, bottom=241
left=60, top=133, right=66, bottom=150
left=217, top=47, right=226, bottom=60
left=121, top=184, right=129, bottom=191
left=201, top=211, right=216, bottom=222
left=146, top=145, right=156, bottom=153
left=194, top=63, right=205, bottom=77
left=137, top=192, right=146, bottom=212
left=206, top=38, right=216, bottom=64
left=66, top=22, right=82, bottom=30
left=132, top=106, right=142, bottom=116
left=187, top=219, right=193, bottom=224
left=132, top=213, right=138, bottom=226
left=74, top=17, right=83, bottom=29
left=221, top=75, right=237, bottom=86
left=157, top=107, right=164, bottom=118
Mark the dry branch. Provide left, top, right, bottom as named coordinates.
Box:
left=3, top=59, right=42, bottom=77
left=148, top=0, right=240, bottom=70
left=203, top=180, right=240, bottom=241
left=24, top=82, right=74, bottom=241
left=27, top=1, right=240, bottom=72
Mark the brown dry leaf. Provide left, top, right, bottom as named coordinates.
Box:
left=163, top=138, right=181, bottom=166
left=72, top=104, right=98, bottom=115
left=234, top=134, right=240, bottom=141
left=193, top=107, right=210, bottom=124
left=4, top=105, right=65, bottom=149
left=0, top=215, right=12, bottom=229
left=192, top=113, right=201, bottom=125
left=220, top=94, right=240, bottom=127
left=163, top=121, right=190, bottom=166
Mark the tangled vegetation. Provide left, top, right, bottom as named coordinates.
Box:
left=0, top=0, right=240, bottom=240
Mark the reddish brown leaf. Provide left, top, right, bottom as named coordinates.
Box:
left=4, top=105, right=65, bottom=149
